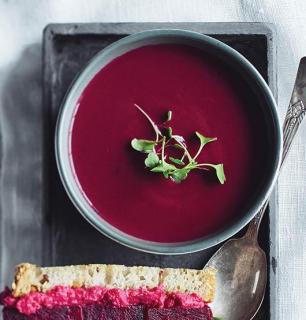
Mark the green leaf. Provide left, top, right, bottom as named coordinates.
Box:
left=166, top=127, right=173, bottom=138
left=212, top=164, right=226, bottom=184
left=171, top=168, right=190, bottom=183
left=213, top=317, right=222, bottom=320
left=144, top=152, right=160, bottom=168
left=163, top=171, right=169, bottom=179
left=151, top=162, right=177, bottom=173
left=131, top=138, right=156, bottom=153
left=167, top=110, right=172, bottom=121
left=195, top=131, right=217, bottom=147
left=169, top=157, right=185, bottom=166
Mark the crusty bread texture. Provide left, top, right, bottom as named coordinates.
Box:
left=11, top=263, right=216, bottom=302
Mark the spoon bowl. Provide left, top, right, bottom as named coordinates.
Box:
left=207, top=236, right=267, bottom=320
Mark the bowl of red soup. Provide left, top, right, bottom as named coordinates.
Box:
left=55, top=29, right=282, bottom=254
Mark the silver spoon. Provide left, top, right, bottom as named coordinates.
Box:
left=206, top=57, right=306, bottom=320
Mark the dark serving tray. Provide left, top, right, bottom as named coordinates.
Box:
left=44, top=23, right=277, bottom=319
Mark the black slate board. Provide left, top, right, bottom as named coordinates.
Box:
left=43, top=23, right=277, bottom=319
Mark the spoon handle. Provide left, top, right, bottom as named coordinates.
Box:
left=246, top=99, right=306, bottom=240
left=282, top=100, right=306, bottom=164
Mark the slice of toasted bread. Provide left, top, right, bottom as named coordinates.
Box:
left=11, top=263, right=216, bottom=302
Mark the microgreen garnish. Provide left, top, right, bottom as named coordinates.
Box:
left=131, top=104, right=226, bottom=184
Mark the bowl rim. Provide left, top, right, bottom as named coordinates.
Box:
left=55, top=29, right=283, bottom=255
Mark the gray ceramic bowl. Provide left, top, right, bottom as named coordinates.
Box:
left=55, top=29, right=282, bottom=254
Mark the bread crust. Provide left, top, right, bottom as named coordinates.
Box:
left=12, top=263, right=216, bottom=302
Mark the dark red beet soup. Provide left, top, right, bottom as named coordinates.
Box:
left=71, top=44, right=267, bottom=242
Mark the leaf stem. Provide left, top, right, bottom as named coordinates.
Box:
left=172, top=136, right=193, bottom=162
left=161, top=136, right=166, bottom=164
left=180, top=150, right=187, bottom=162
left=195, top=163, right=216, bottom=168
left=134, top=104, right=162, bottom=142
left=193, top=144, right=204, bottom=161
